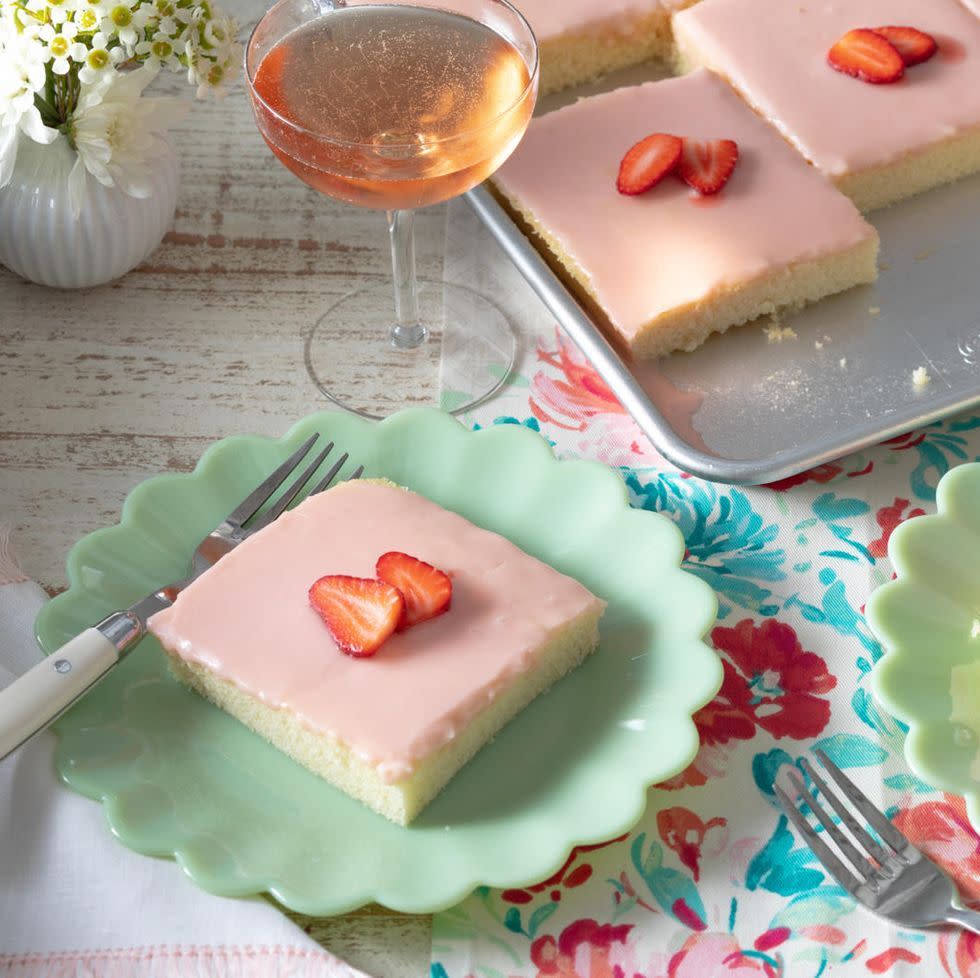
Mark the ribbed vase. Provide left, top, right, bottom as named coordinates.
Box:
left=0, top=133, right=179, bottom=289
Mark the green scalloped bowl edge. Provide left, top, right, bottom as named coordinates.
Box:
left=34, top=407, right=721, bottom=915
left=868, top=461, right=980, bottom=831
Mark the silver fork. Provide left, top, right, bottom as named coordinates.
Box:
left=0, top=433, right=363, bottom=762
left=776, top=748, right=980, bottom=934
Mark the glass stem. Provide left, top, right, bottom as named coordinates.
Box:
left=387, top=209, right=427, bottom=350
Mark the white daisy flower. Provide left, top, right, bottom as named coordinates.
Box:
left=75, top=0, right=112, bottom=30
left=75, top=7, right=101, bottom=32
left=0, top=34, right=59, bottom=187
left=78, top=34, right=124, bottom=83
left=0, top=34, right=47, bottom=127
left=39, top=21, right=88, bottom=75
left=135, top=29, right=180, bottom=69
left=102, top=2, right=150, bottom=49
left=68, top=63, right=188, bottom=214
left=78, top=0, right=111, bottom=15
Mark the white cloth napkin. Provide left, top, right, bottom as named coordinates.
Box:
left=0, top=528, right=373, bottom=978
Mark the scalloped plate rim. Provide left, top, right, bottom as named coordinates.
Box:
left=868, top=461, right=980, bottom=830
left=35, top=406, right=721, bottom=915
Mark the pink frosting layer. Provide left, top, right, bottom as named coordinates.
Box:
left=494, top=69, right=875, bottom=345
left=148, top=481, right=603, bottom=783
left=674, top=0, right=980, bottom=177
left=517, top=0, right=686, bottom=43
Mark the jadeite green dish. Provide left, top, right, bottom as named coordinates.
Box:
left=869, top=462, right=980, bottom=830
left=35, top=407, right=721, bottom=915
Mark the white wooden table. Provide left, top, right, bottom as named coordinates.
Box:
left=0, top=63, right=440, bottom=978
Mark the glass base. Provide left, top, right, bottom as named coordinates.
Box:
left=304, top=278, right=517, bottom=419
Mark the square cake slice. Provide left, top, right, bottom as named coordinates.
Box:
left=148, top=479, right=605, bottom=825
left=492, top=69, right=878, bottom=359
left=673, top=0, right=980, bottom=212
left=521, top=0, right=700, bottom=96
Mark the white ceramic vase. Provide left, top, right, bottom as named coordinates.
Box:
left=0, top=133, right=179, bottom=289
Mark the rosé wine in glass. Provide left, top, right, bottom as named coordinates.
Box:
left=245, top=0, right=539, bottom=418
left=251, top=5, right=534, bottom=210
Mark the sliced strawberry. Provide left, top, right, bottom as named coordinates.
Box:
left=676, top=138, right=739, bottom=195
left=827, top=28, right=905, bottom=83
left=616, top=133, right=683, bottom=196
left=872, top=26, right=938, bottom=67
left=309, top=575, right=403, bottom=657
left=376, top=551, right=452, bottom=630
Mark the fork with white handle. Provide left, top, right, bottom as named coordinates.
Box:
left=776, top=748, right=980, bottom=934
left=0, top=432, right=363, bottom=762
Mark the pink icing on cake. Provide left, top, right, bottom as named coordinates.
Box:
left=515, top=0, right=688, bottom=42
left=673, top=0, right=980, bottom=178
left=493, top=69, right=876, bottom=346
left=148, top=481, right=604, bottom=783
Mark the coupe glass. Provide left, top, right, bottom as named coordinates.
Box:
left=245, top=0, right=538, bottom=418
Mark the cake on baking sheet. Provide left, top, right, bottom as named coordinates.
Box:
left=518, top=0, right=701, bottom=95
left=492, top=69, right=878, bottom=359
left=672, top=0, right=980, bottom=211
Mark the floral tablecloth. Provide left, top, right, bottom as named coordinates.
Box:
left=431, top=201, right=980, bottom=978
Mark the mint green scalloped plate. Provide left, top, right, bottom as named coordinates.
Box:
left=869, top=462, right=980, bottom=831
left=35, top=408, right=720, bottom=915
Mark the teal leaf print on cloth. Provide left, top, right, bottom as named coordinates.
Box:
left=885, top=417, right=980, bottom=502
left=747, top=815, right=826, bottom=896
left=884, top=773, right=935, bottom=794
left=527, top=902, right=559, bottom=937
left=784, top=570, right=882, bottom=659
left=811, top=732, right=888, bottom=768
left=625, top=472, right=786, bottom=619
left=851, top=688, right=910, bottom=756
left=770, top=888, right=854, bottom=931
left=752, top=748, right=804, bottom=801
left=811, top=492, right=871, bottom=523
left=812, top=491, right=875, bottom=562
left=630, top=833, right=707, bottom=930
left=470, top=415, right=556, bottom=446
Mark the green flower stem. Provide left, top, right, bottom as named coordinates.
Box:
left=32, top=94, right=60, bottom=128
left=44, top=64, right=55, bottom=113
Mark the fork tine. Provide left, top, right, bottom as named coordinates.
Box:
left=248, top=442, right=335, bottom=529
left=800, top=758, right=895, bottom=870
left=775, top=783, right=863, bottom=897
left=349, top=465, right=364, bottom=480
left=788, top=771, right=877, bottom=880
left=224, top=433, right=318, bottom=530
left=815, top=749, right=913, bottom=855
left=309, top=452, right=349, bottom=495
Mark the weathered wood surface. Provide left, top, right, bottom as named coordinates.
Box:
left=0, top=62, right=440, bottom=978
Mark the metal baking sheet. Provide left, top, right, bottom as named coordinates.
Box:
left=465, top=68, right=980, bottom=486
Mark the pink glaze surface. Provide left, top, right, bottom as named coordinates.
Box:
left=148, top=481, right=604, bottom=783
left=493, top=69, right=876, bottom=344
left=673, top=0, right=980, bottom=177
